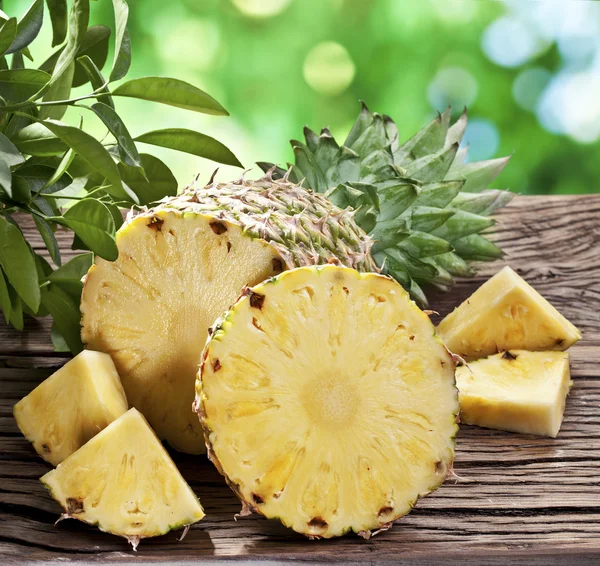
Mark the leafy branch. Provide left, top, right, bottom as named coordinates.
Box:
left=0, top=0, right=242, bottom=353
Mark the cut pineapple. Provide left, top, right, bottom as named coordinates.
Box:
left=14, top=350, right=128, bottom=466
left=438, top=266, right=581, bottom=359
left=41, top=408, right=204, bottom=550
left=196, top=265, right=458, bottom=539
left=456, top=350, right=572, bottom=437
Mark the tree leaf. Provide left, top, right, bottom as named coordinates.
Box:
left=45, top=0, right=68, bottom=46
left=77, top=54, right=113, bottom=107
left=63, top=198, right=118, bottom=260
left=12, top=122, right=68, bottom=156
left=118, top=153, right=177, bottom=205
left=6, top=282, right=23, bottom=330
left=0, top=215, right=41, bottom=311
left=0, top=131, right=25, bottom=166
left=38, top=60, right=74, bottom=120
left=109, top=0, right=130, bottom=82
left=72, top=25, right=110, bottom=87
left=0, top=267, right=12, bottom=325
left=47, top=252, right=92, bottom=297
left=0, top=17, right=17, bottom=58
left=33, top=216, right=61, bottom=266
left=0, top=68, right=50, bottom=102
left=41, top=284, right=83, bottom=353
left=6, top=0, right=44, bottom=55
left=113, top=77, right=228, bottom=116
left=105, top=202, right=123, bottom=230
left=136, top=128, right=242, bottom=167
left=40, top=147, right=75, bottom=192
left=0, top=158, right=11, bottom=196
left=89, top=102, right=142, bottom=168
left=51, top=320, right=70, bottom=352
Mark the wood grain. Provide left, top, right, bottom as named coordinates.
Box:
left=1, top=195, right=599, bottom=564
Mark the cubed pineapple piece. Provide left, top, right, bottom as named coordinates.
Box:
left=14, top=350, right=128, bottom=466
left=41, top=408, right=204, bottom=550
left=438, top=266, right=581, bottom=359
left=456, top=350, right=572, bottom=437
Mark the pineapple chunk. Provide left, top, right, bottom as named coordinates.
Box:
left=196, top=265, right=459, bottom=539
left=438, top=266, right=581, bottom=359
left=456, top=350, right=572, bottom=437
left=41, top=408, right=204, bottom=550
left=14, top=350, right=128, bottom=466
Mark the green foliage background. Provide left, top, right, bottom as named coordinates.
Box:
left=11, top=0, right=600, bottom=194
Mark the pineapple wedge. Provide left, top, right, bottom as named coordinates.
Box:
left=456, top=350, right=572, bottom=437
left=438, top=266, right=581, bottom=359
left=196, top=265, right=459, bottom=539
left=14, top=350, right=128, bottom=466
left=41, top=408, right=204, bottom=550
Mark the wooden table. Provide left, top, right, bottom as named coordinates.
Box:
left=1, top=195, right=599, bottom=564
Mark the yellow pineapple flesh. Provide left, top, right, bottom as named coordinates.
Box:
left=437, top=266, right=581, bottom=359
left=456, top=350, right=572, bottom=437
left=14, top=350, right=128, bottom=466
left=196, top=265, right=458, bottom=539
left=41, top=408, right=205, bottom=550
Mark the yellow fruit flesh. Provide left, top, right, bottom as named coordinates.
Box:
left=41, top=408, right=204, bottom=544
left=456, top=350, right=572, bottom=437
left=81, top=211, right=281, bottom=454
left=198, top=266, right=458, bottom=538
left=438, top=266, right=581, bottom=359
left=13, top=350, right=128, bottom=466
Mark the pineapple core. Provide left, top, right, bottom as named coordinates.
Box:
left=14, top=350, right=128, bottom=466
left=438, top=266, right=581, bottom=359
left=41, top=408, right=204, bottom=549
left=456, top=350, right=572, bottom=437
left=197, top=265, right=459, bottom=539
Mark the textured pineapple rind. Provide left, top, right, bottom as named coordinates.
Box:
left=193, top=265, right=459, bottom=539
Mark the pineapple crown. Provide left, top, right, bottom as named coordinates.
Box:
left=258, top=103, right=513, bottom=307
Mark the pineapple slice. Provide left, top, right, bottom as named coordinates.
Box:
left=456, top=350, right=572, bottom=437
left=41, top=408, right=204, bottom=550
left=14, top=350, right=128, bottom=466
left=196, top=265, right=459, bottom=539
left=438, top=266, right=581, bottom=359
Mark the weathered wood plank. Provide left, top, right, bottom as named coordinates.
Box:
left=0, top=195, right=599, bottom=563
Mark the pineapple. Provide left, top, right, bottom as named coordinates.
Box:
left=81, top=177, right=376, bottom=454
left=259, top=104, right=513, bottom=306
left=41, top=408, right=204, bottom=550
left=13, top=350, right=128, bottom=466
left=195, top=265, right=458, bottom=539
left=438, top=266, right=581, bottom=359
left=456, top=350, right=572, bottom=437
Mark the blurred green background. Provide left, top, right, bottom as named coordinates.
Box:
left=10, top=0, right=600, bottom=194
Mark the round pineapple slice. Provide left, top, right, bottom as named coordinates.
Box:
left=196, top=265, right=459, bottom=539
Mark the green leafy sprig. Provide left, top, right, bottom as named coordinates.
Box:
left=0, top=0, right=242, bottom=353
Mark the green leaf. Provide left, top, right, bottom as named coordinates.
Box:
left=6, top=282, right=23, bottom=330
left=431, top=210, right=495, bottom=242
left=41, top=147, right=75, bottom=192
left=40, top=119, right=135, bottom=202
left=0, top=17, right=17, bottom=58
left=446, top=108, right=467, bottom=148
left=0, top=267, right=12, bottom=324
left=33, top=216, right=61, bottom=266
left=398, top=231, right=453, bottom=259
left=447, top=156, right=511, bottom=193
left=11, top=51, right=24, bottom=69
left=429, top=251, right=474, bottom=278
left=0, top=216, right=41, bottom=311
left=72, top=25, right=110, bottom=87
left=113, top=77, right=229, bottom=116
left=45, top=0, right=68, bottom=46
left=0, top=68, right=50, bottom=102
left=377, top=182, right=420, bottom=221
left=77, top=54, right=113, bottom=107
left=395, top=112, right=447, bottom=163
left=451, top=189, right=515, bottom=216
left=410, top=206, right=455, bottom=232
left=89, top=102, right=141, bottom=168
left=118, top=153, right=177, bottom=205
left=109, top=0, right=130, bottom=81
left=136, top=128, right=241, bottom=167
left=0, top=132, right=25, bottom=166
left=0, top=158, right=11, bottom=196
left=41, top=284, right=83, bottom=353
left=38, top=61, right=74, bottom=120
left=63, top=198, right=118, bottom=260
left=51, top=321, right=70, bottom=352
left=414, top=180, right=463, bottom=208
left=47, top=252, right=92, bottom=297
left=345, top=101, right=373, bottom=148
left=405, top=143, right=458, bottom=183
left=452, top=234, right=503, bottom=261
left=12, top=122, right=68, bottom=156
left=6, top=0, right=44, bottom=55
left=290, top=140, right=327, bottom=192
left=105, top=202, right=123, bottom=230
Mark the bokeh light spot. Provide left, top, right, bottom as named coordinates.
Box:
left=512, top=67, right=552, bottom=112
left=232, top=0, right=292, bottom=19
left=303, top=42, right=355, bottom=97
left=427, top=67, right=478, bottom=109
left=462, top=119, right=499, bottom=162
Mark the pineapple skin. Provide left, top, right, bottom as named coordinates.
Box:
left=438, top=266, right=581, bottom=359
left=81, top=176, right=376, bottom=455
left=13, top=350, right=128, bottom=466
left=41, top=408, right=204, bottom=550
left=195, top=265, right=459, bottom=539
left=456, top=350, right=572, bottom=437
